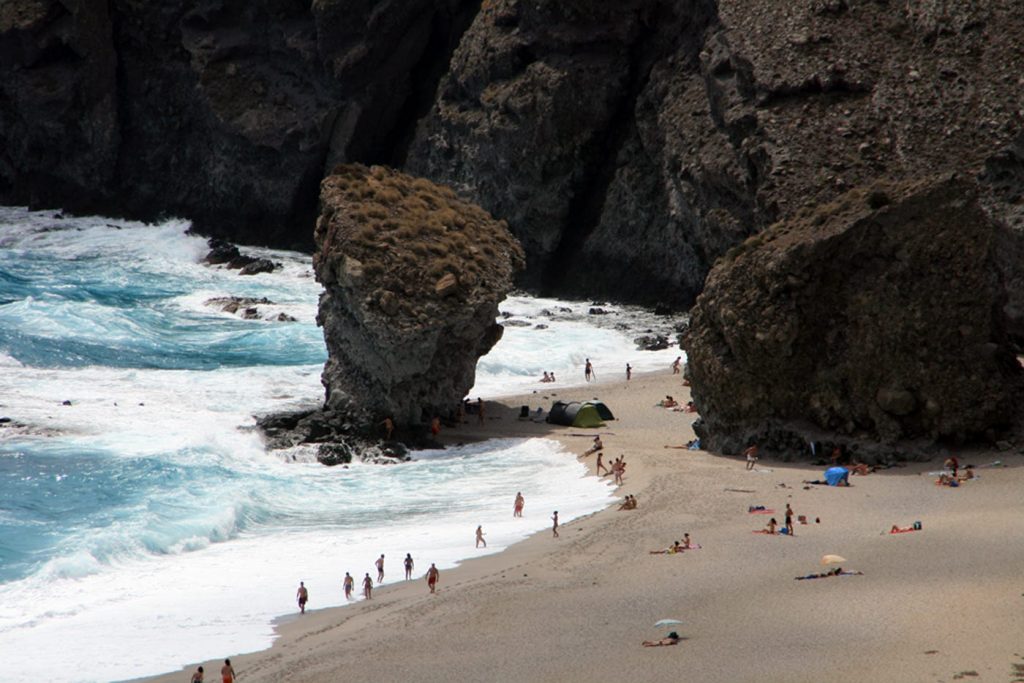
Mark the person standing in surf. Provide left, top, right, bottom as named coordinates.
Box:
left=404, top=553, right=414, bottom=580
left=375, top=553, right=385, bottom=583
left=296, top=581, right=308, bottom=614
left=362, top=573, right=373, bottom=599
left=343, top=572, right=354, bottom=599
left=513, top=492, right=524, bottom=518
left=476, top=525, right=487, bottom=548
left=585, top=358, right=594, bottom=382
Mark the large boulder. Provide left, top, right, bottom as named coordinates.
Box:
left=686, top=175, right=1023, bottom=455
left=313, top=164, right=524, bottom=427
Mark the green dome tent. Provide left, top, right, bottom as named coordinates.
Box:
left=546, top=401, right=607, bottom=428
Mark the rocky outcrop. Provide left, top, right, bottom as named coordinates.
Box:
left=313, top=164, right=524, bottom=427
left=686, top=175, right=1024, bottom=456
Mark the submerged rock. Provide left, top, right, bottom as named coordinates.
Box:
left=687, top=175, right=1023, bottom=454
left=313, top=164, right=524, bottom=428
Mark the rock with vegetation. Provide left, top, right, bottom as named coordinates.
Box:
left=313, top=164, right=524, bottom=429
left=686, top=175, right=1024, bottom=457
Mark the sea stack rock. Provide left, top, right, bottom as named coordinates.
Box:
left=686, top=175, right=1023, bottom=456
left=313, top=164, right=525, bottom=429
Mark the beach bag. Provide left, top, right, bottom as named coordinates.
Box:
left=913, top=521, right=922, bottom=530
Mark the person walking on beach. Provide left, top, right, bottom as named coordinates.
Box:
left=514, top=492, right=525, bottom=517
left=626, top=363, right=632, bottom=381
left=375, top=554, right=385, bottom=583
left=426, top=563, right=439, bottom=593
left=596, top=451, right=608, bottom=475
left=404, top=553, right=414, bottom=580
left=784, top=504, right=795, bottom=536
left=221, top=659, right=236, bottom=683
left=672, top=356, right=681, bottom=374
left=296, top=581, right=308, bottom=614
left=744, top=444, right=759, bottom=470
left=362, top=573, right=373, bottom=599
left=552, top=511, right=560, bottom=538
left=585, top=358, right=594, bottom=382
left=190, top=666, right=204, bottom=683
left=343, top=572, right=354, bottom=599
left=475, top=525, right=487, bottom=548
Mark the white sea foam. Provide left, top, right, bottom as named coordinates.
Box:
left=0, top=440, right=612, bottom=683
left=0, top=209, right=668, bottom=682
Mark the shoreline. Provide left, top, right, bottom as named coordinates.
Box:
left=135, top=368, right=1024, bottom=683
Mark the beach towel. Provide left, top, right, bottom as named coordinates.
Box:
left=889, top=527, right=919, bottom=534
left=748, top=507, right=775, bottom=514
left=751, top=530, right=784, bottom=535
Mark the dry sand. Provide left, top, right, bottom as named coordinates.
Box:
left=140, top=371, right=1024, bottom=683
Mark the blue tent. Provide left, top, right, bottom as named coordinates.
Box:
left=824, top=466, right=850, bottom=486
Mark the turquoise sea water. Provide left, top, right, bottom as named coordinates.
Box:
left=0, top=209, right=667, bottom=682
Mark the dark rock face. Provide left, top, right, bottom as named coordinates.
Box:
left=0, top=0, right=479, bottom=249
left=313, top=164, right=524, bottom=427
left=686, top=176, right=1023, bottom=454
left=3, top=1, right=1024, bottom=311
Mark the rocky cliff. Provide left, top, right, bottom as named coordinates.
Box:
left=686, top=175, right=1024, bottom=457
left=3, top=1, right=1023, bottom=307
left=312, top=163, right=523, bottom=428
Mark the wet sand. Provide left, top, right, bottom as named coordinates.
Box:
left=139, top=370, right=1024, bottom=683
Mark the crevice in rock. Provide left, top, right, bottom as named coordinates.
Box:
left=757, top=76, right=872, bottom=109
left=541, top=0, right=720, bottom=295
left=351, top=0, right=482, bottom=167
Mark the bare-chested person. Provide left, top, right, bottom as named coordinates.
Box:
left=375, top=554, right=385, bottom=583
left=672, top=356, right=682, bottom=374
left=426, top=563, right=439, bottom=593
left=296, top=581, right=308, bottom=613
left=475, top=525, right=486, bottom=548
left=221, top=659, right=236, bottom=683
left=596, top=451, right=608, bottom=475
left=362, top=572, right=373, bottom=599
left=583, top=435, right=603, bottom=457
left=552, top=511, right=559, bottom=538
left=513, top=492, right=525, bottom=517
left=343, top=572, right=354, bottom=599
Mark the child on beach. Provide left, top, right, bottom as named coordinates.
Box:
left=514, top=492, right=525, bottom=517
left=475, top=525, right=486, bottom=548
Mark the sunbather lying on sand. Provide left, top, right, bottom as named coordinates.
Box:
left=642, top=633, right=680, bottom=647
left=794, top=567, right=863, bottom=580
left=890, top=525, right=919, bottom=533
left=650, top=541, right=683, bottom=554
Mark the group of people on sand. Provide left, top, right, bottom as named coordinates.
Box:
left=649, top=533, right=695, bottom=554
left=189, top=659, right=236, bottom=683
left=539, top=371, right=557, bottom=383
left=618, top=494, right=638, bottom=510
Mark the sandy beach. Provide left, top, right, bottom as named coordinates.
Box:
left=139, top=369, right=1024, bottom=683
